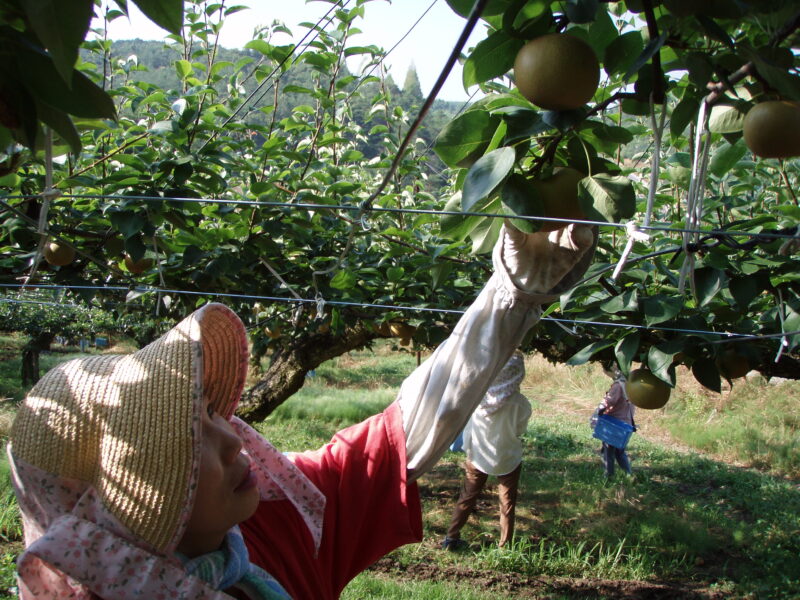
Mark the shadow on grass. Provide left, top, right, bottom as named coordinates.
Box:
left=420, top=423, right=800, bottom=597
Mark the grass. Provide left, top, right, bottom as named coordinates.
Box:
left=0, top=338, right=798, bottom=598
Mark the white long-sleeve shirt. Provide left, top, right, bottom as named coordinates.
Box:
left=463, top=389, right=532, bottom=476
left=399, top=241, right=544, bottom=481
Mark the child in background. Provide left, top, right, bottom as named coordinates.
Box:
left=598, top=368, right=636, bottom=478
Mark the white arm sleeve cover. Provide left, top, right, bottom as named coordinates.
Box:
left=399, top=244, right=547, bottom=481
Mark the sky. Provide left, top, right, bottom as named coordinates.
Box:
left=98, top=0, right=485, bottom=102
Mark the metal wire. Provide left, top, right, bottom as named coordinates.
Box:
left=2, top=284, right=796, bottom=343
left=2, top=194, right=797, bottom=240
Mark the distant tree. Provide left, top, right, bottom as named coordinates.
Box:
left=0, top=299, right=119, bottom=386
left=402, top=64, right=423, bottom=103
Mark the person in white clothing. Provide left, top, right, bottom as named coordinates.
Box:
left=441, top=351, right=532, bottom=550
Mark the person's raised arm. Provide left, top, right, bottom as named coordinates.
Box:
left=400, top=221, right=597, bottom=481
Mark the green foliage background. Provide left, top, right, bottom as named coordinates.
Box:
left=0, top=0, right=799, bottom=407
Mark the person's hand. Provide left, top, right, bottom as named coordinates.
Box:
left=499, top=220, right=597, bottom=295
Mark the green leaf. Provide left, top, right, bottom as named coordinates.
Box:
left=175, top=59, right=192, bottom=79
left=603, top=31, right=643, bottom=77
left=624, top=31, right=668, bottom=81
left=441, top=193, right=483, bottom=241
left=585, top=7, right=618, bottom=57
left=781, top=305, right=800, bottom=352
left=671, top=95, right=699, bottom=138
left=691, top=358, right=721, bottom=393
left=708, top=103, right=745, bottom=134
left=647, top=343, right=679, bottom=385
left=430, top=263, right=453, bottom=290
left=641, top=295, right=683, bottom=326
left=614, top=333, right=640, bottom=376
left=500, top=174, right=542, bottom=234
left=684, top=52, right=714, bottom=90
left=566, top=340, right=614, bottom=366
left=696, top=15, right=734, bottom=49
left=433, top=110, right=501, bottom=168
left=729, top=275, right=761, bottom=309
left=564, top=0, right=598, bottom=24
left=110, top=210, right=149, bottom=239
left=22, top=0, right=94, bottom=83
left=445, top=0, right=516, bottom=18
left=124, top=236, right=147, bottom=262
left=132, top=0, right=184, bottom=35
left=330, top=269, right=357, bottom=290
left=708, top=139, right=747, bottom=178
left=14, top=41, right=116, bottom=120
left=462, top=31, right=524, bottom=89
left=468, top=206, right=503, bottom=255
left=35, top=101, right=81, bottom=155
left=462, top=147, right=516, bottom=212
left=694, top=267, right=726, bottom=307
left=387, top=266, right=404, bottom=283
left=577, top=174, right=636, bottom=223
left=0, top=172, right=20, bottom=187
left=541, top=109, right=586, bottom=132
left=747, top=52, right=800, bottom=100
left=589, top=123, right=633, bottom=144
left=600, top=289, right=638, bottom=314
left=500, top=107, right=550, bottom=144
left=244, top=40, right=272, bottom=55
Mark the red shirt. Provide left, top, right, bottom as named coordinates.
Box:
left=241, top=402, right=422, bottom=599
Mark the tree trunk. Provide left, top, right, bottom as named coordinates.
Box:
left=237, top=322, right=382, bottom=423
left=21, top=332, right=55, bottom=387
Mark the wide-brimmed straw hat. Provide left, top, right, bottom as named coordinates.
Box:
left=9, top=303, right=326, bottom=598
left=10, top=302, right=248, bottom=553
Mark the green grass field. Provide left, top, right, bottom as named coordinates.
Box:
left=0, top=339, right=798, bottom=598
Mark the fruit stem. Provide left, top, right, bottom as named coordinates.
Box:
left=576, top=137, right=593, bottom=178
left=778, top=160, right=799, bottom=206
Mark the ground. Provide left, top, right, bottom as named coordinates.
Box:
left=370, top=554, right=726, bottom=599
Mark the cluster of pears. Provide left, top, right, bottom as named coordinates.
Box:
left=624, top=346, right=751, bottom=411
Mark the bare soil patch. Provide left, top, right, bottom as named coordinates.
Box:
left=369, top=555, right=726, bottom=599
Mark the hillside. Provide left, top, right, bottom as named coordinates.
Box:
left=80, top=39, right=464, bottom=174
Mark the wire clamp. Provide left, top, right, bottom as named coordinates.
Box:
left=611, top=221, right=650, bottom=281
left=292, top=304, right=304, bottom=327
left=315, top=292, right=326, bottom=321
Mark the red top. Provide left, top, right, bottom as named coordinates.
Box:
left=240, top=401, right=422, bottom=600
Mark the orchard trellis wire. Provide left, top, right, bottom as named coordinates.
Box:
left=3, top=193, right=798, bottom=241
left=2, top=189, right=798, bottom=354
left=2, top=285, right=798, bottom=347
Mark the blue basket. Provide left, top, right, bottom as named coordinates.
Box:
left=593, top=414, right=635, bottom=449
left=449, top=429, right=464, bottom=453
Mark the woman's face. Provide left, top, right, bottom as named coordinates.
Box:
left=177, top=398, right=260, bottom=557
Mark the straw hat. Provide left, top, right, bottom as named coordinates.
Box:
left=10, top=302, right=248, bottom=553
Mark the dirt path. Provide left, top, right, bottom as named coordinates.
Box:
left=370, top=555, right=725, bottom=599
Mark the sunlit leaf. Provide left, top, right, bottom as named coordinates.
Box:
left=462, top=147, right=516, bottom=212
left=462, top=31, right=524, bottom=89
left=433, top=109, right=501, bottom=168
left=132, top=0, right=184, bottom=34
left=578, top=174, right=636, bottom=223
